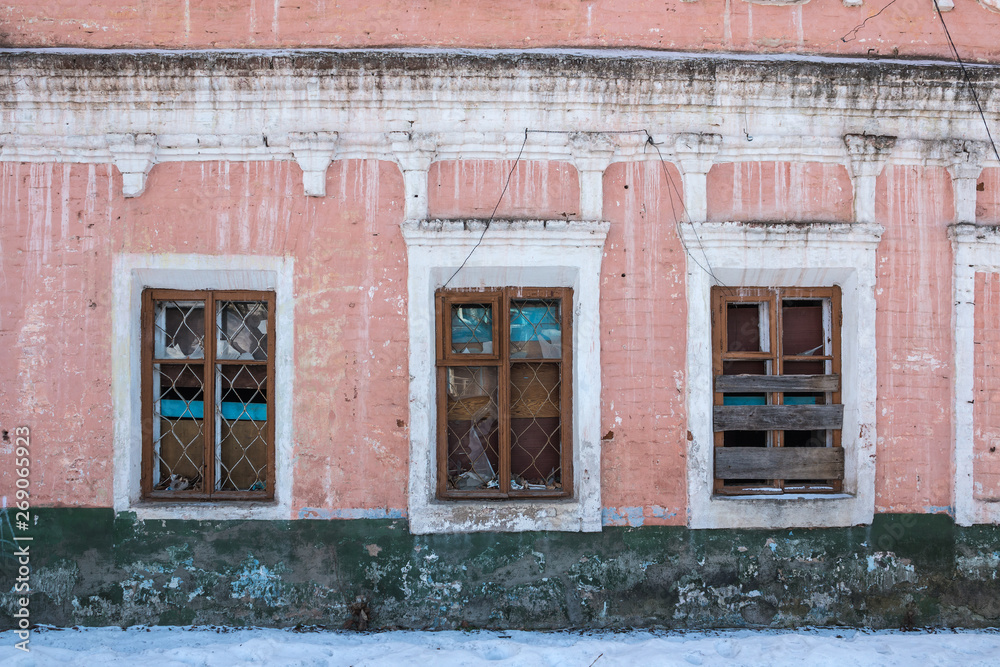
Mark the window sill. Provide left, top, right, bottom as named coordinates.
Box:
left=410, top=496, right=601, bottom=534
left=127, top=499, right=286, bottom=521
left=713, top=493, right=853, bottom=501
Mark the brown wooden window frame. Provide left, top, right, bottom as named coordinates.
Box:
left=435, top=286, right=574, bottom=500
left=141, top=288, right=276, bottom=501
left=712, top=286, right=844, bottom=496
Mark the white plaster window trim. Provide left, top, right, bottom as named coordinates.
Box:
left=111, top=254, right=294, bottom=520
left=680, top=221, right=883, bottom=529
left=950, top=223, right=1000, bottom=526
left=402, top=220, right=609, bottom=534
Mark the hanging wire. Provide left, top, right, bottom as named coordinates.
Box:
left=441, top=129, right=530, bottom=289
left=440, top=127, right=721, bottom=288
left=933, top=0, right=1000, bottom=165
left=643, top=131, right=725, bottom=287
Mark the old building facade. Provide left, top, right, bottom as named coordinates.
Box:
left=2, top=0, right=1000, bottom=629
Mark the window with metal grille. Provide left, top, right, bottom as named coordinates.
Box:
left=712, top=286, right=844, bottom=495
left=436, top=287, right=573, bottom=499
left=141, top=289, right=275, bottom=500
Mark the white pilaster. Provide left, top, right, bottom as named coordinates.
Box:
left=108, top=133, right=157, bottom=198
left=673, top=133, right=722, bottom=223
left=845, top=134, right=896, bottom=224
left=289, top=131, right=339, bottom=197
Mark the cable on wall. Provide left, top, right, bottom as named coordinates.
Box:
left=933, top=0, right=1000, bottom=165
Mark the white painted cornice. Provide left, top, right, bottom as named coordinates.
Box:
left=0, top=49, right=998, bottom=201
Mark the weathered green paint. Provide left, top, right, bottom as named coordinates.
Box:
left=2, top=510, right=999, bottom=630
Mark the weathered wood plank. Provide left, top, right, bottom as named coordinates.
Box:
left=715, top=374, right=840, bottom=393
left=715, top=447, right=845, bottom=480
left=713, top=404, right=843, bottom=431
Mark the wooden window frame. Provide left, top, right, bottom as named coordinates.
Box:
left=712, top=286, right=843, bottom=496
left=141, top=288, right=276, bottom=501
left=435, top=286, right=573, bottom=500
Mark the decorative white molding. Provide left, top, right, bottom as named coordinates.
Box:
left=569, top=132, right=617, bottom=221
left=950, top=223, right=1000, bottom=526
left=288, top=131, right=339, bottom=197
left=843, top=0, right=864, bottom=6
left=937, top=0, right=956, bottom=11
left=742, top=0, right=811, bottom=5
left=111, top=253, right=295, bottom=521
left=944, top=140, right=988, bottom=224
left=680, top=221, right=883, bottom=529
left=402, top=219, right=609, bottom=534
left=108, top=133, right=157, bottom=198
left=673, top=133, right=722, bottom=223
left=980, top=0, right=1000, bottom=14
left=845, top=134, right=896, bottom=224
left=0, top=51, right=997, bottom=180
left=392, top=133, right=437, bottom=221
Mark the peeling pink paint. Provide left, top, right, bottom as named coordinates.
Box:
left=428, top=160, right=580, bottom=221
left=3, top=0, right=999, bottom=61
left=600, top=161, right=688, bottom=526
left=874, top=165, right=955, bottom=513
left=707, top=162, right=853, bottom=223
left=973, top=271, right=1000, bottom=501
left=977, top=168, right=1000, bottom=225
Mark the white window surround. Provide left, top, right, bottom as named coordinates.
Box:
left=680, top=221, right=883, bottom=529
left=950, top=223, right=1000, bottom=526
left=402, top=220, right=609, bottom=534
left=111, top=253, right=295, bottom=520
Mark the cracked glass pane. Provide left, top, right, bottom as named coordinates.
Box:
left=216, top=364, right=269, bottom=492
left=510, top=362, right=562, bottom=489
left=217, top=301, right=268, bottom=361
left=510, top=299, right=561, bottom=359
left=446, top=366, right=499, bottom=490
left=154, top=300, right=205, bottom=359
left=450, top=303, right=493, bottom=354
left=153, top=363, right=205, bottom=491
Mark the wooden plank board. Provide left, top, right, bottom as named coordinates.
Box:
left=713, top=404, right=843, bottom=431
left=715, top=447, right=845, bottom=480
left=715, top=374, right=840, bottom=393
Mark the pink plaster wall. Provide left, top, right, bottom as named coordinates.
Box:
left=973, top=271, right=1000, bottom=501
left=0, top=155, right=981, bottom=521
left=0, top=163, right=117, bottom=507
left=706, top=162, right=853, bottom=223
left=3, top=0, right=1000, bottom=61
left=125, top=160, right=410, bottom=516
left=599, top=161, right=688, bottom=526
left=874, top=165, right=955, bottom=514
left=977, top=167, right=1000, bottom=225
left=428, top=160, right=580, bottom=221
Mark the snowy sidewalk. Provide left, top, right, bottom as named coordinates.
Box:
left=1, top=626, right=999, bottom=666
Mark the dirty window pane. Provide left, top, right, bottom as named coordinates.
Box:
left=510, top=299, right=561, bottom=359
left=153, top=363, right=205, bottom=491
left=782, top=299, right=826, bottom=356
left=154, top=300, right=205, bottom=359
left=446, top=367, right=499, bottom=490
left=216, top=365, right=268, bottom=492
left=451, top=304, right=493, bottom=354
left=510, top=362, right=562, bottom=489
left=217, top=301, right=268, bottom=360
left=727, top=302, right=766, bottom=353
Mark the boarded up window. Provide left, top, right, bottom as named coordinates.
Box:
left=712, top=287, right=843, bottom=495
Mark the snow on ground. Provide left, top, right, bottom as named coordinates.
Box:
left=1, top=626, right=999, bottom=667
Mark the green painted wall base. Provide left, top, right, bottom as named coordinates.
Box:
left=2, top=510, right=999, bottom=630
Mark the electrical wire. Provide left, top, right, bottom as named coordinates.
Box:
left=441, top=129, right=530, bottom=289
left=933, top=0, right=1000, bottom=165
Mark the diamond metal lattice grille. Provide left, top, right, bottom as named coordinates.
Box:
left=446, top=367, right=499, bottom=490
left=217, top=301, right=269, bottom=360
left=510, top=362, right=562, bottom=488
left=510, top=299, right=561, bottom=359
left=154, top=300, right=205, bottom=359
left=217, top=364, right=269, bottom=492
left=153, top=363, right=205, bottom=491
left=450, top=304, right=493, bottom=354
